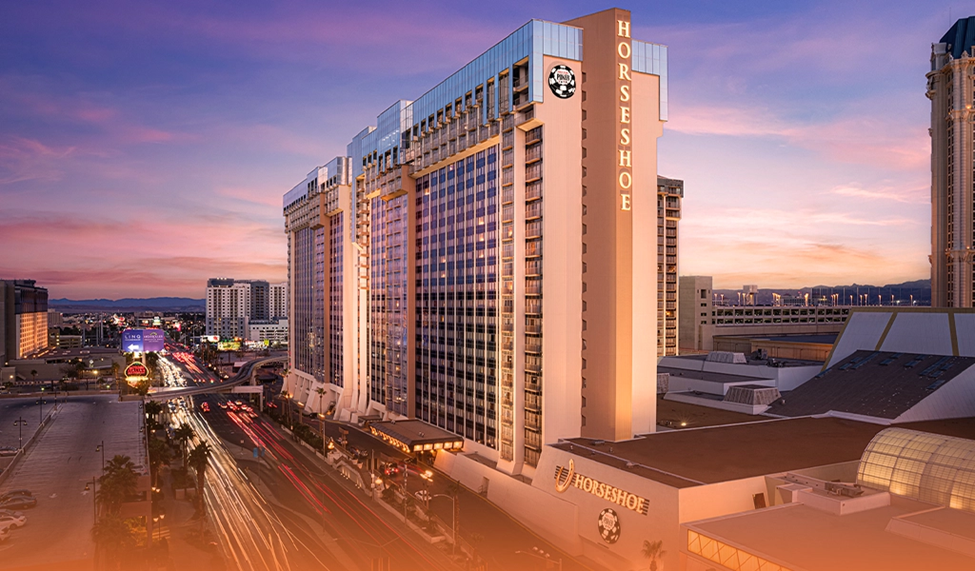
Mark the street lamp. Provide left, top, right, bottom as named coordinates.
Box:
left=13, top=417, right=27, bottom=450
left=430, top=493, right=458, bottom=555
left=516, top=547, right=563, bottom=571
left=96, top=440, right=105, bottom=473
left=84, top=477, right=98, bottom=520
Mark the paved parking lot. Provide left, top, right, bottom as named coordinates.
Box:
left=0, top=395, right=143, bottom=570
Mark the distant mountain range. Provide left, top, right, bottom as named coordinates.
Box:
left=713, top=279, right=931, bottom=305
left=50, top=297, right=205, bottom=312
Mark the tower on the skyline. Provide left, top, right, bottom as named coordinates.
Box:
left=657, top=176, right=682, bottom=357
left=929, top=17, right=975, bottom=307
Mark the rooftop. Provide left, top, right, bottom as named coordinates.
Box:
left=556, top=417, right=886, bottom=488
left=658, top=365, right=768, bottom=384
left=766, top=350, right=975, bottom=419
left=555, top=416, right=975, bottom=489
left=686, top=496, right=975, bottom=570
left=747, top=334, right=838, bottom=345
left=665, top=353, right=822, bottom=368
left=655, top=399, right=765, bottom=430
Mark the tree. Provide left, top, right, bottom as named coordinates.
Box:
left=188, top=441, right=213, bottom=511
left=281, top=390, right=293, bottom=427
left=147, top=437, right=172, bottom=487
left=641, top=539, right=666, bottom=571
left=145, top=352, right=160, bottom=385
left=144, top=400, right=163, bottom=423
left=97, top=455, right=139, bottom=515
left=91, top=513, right=137, bottom=570
left=30, top=369, right=38, bottom=385
left=174, top=424, right=194, bottom=469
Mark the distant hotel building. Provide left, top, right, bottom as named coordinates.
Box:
left=929, top=17, right=975, bottom=307
left=678, top=276, right=850, bottom=355
left=284, top=8, right=666, bottom=474
left=657, top=176, right=682, bottom=356
left=205, top=278, right=288, bottom=339
left=0, top=279, right=49, bottom=363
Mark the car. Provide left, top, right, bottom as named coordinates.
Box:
left=0, top=527, right=9, bottom=542
left=303, top=411, right=318, bottom=418
left=0, top=510, right=23, bottom=519
left=218, top=402, right=228, bottom=409
left=0, top=490, right=32, bottom=503
left=0, top=497, right=36, bottom=510
left=0, top=514, right=26, bottom=530
left=383, top=463, right=402, bottom=477
left=200, top=402, right=210, bottom=412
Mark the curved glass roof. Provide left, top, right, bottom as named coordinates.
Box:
left=857, top=427, right=975, bottom=513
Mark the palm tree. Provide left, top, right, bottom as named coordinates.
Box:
left=188, top=441, right=213, bottom=511
left=281, top=390, right=293, bottom=427
left=91, top=513, right=137, bottom=570
left=98, top=455, right=138, bottom=515
left=30, top=369, right=38, bottom=385
left=174, top=424, right=194, bottom=469
left=315, top=387, right=327, bottom=444
left=144, top=400, right=163, bottom=422
left=641, top=539, right=666, bottom=571
left=147, top=437, right=172, bottom=487
left=145, top=352, right=160, bottom=385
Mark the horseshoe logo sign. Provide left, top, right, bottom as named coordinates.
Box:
left=554, top=459, right=576, bottom=493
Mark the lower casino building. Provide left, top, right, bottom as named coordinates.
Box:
left=283, top=7, right=666, bottom=477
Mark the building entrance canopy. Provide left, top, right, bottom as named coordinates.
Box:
left=369, top=420, right=464, bottom=454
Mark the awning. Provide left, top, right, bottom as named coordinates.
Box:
left=370, top=419, right=464, bottom=454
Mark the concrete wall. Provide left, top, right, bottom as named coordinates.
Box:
left=436, top=450, right=583, bottom=554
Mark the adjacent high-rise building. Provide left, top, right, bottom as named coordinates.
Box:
left=929, top=17, right=975, bottom=307
left=284, top=8, right=666, bottom=475
left=205, top=278, right=288, bottom=339
left=657, top=176, right=682, bottom=356
left=283, top=158, right=361, bottom=404
left=0, top=279, right=49, bottom=363
left=269, top=282, right=288, bottom=320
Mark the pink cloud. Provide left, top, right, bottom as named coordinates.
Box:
left=0, top=136, right=77, bottom=185
left=668, top=102, right=928, bottom=172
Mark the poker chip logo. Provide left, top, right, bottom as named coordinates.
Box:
left=597, top=508, right=621, bottom=544
left=548, top=65, right=576, bottom=99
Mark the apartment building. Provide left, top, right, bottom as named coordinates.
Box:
left=205, top=278, right=288, bottom=339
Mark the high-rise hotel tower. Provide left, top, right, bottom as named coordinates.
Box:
left=284, top=8, right=667, bottom=476
left=930, top=17, right=975, bottom=307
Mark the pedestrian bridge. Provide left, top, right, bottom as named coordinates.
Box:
left=145, top=356, right=286, bottom=404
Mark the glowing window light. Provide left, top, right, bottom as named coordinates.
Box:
left=857, top=428, right=975, bottom=513
left=686, top=529, right=793, bottom=571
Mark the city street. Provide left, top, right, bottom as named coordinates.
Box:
left=307, top=416, right=602, bottom=571
left=167, top=352, right=459, bottom=571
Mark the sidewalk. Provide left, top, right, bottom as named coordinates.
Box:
left=155, top=465, right=225, bottom=571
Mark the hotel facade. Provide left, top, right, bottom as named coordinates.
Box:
left=283, top=8, right=666, bottom=477
left=930, top=17, right=975, bottom=307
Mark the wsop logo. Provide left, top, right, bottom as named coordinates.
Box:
left=548, top=65, right=576, bottom=99
left=598, top=508, right=621, bottom=544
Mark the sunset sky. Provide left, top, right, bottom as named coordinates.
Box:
left=0, top=1, right=963, bottom=299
